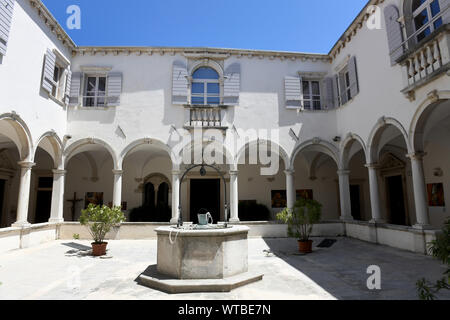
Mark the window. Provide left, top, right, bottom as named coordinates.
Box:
left=344, top=71, right=352, bottom=101
left=302, top=80, right=321, bottom=110
left=412, top=0, right=443, bottom=42
left=51, top=64, right=65, bottom=100
left=191, top=67, right=220, bottom=105
left=83, top=75, right=107, bottom=107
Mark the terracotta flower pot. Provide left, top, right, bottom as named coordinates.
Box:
left=91, top=242, right=108, bottom=256
left=298, top=240, right=313, bottom=254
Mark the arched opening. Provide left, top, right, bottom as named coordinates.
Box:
left=64, top=141, right=116, bottom=221
left=340, top=136, right=370, bottom=221
left=236, top=141, right=288, bottom=221
left=122, top=141, right=173, bottom=222
left=291, top=142, right=340, bottom=221
left=411, top=99, right=450, bottom=227
left=191, top=67, right=220, bottom=105
left=368, top=121, right=414, bottom=226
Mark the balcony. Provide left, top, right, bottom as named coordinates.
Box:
left=398, top=24, right=450, bottom=100
left=183, top=105, right=228, bottom=130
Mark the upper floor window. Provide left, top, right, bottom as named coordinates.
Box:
left=191, top=67, right=220, bottom=105
left=412, top=0, right=443, bottom=42
left=83, top=75, right=107, bottom=107
left=51, top=64, right=66, bottom=101
left=302, top=80, right=321, bottom=110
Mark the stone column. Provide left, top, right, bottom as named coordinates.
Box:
left=285, top=169, right=295, bottom=209
left=12, top=161, right=35, bottom=227
left=170, top=170, right=180, bottom=224
left=338, top=170, right=353, bottom=221
left=49, top=169, right=67, bottom=223
left=407, top=152, right=430, bottom=228
left=229, top=170, right=239, bottom=222
left=365, top=163, right=384, bottom=223
left=112, top=169, right=123, bottom=207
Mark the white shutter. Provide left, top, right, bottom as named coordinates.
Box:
left=338, top=73, right=347, bottom=105
left=107, top=72, right=122, bottom=106
left=333, top=75, right=340, bottom=107
left=440, top=0, right=449, bottom=24
left=224, top=62, right=241, bottom=106
left=324, top=77, right=335, bottom=109
left=348, top=56, right=359, bottom=98
left=64, top=70, right=72, bottom=106
left=285, top=76, right=302, bottom=108
left=0, top=0, right=15, bottom=56
left=172, top=60, right=188, bottom=105
left=42, top=48, right=56, bottom=94
left=69, top=72, right=82, bottom=106
left=384, top=5, right=404, bottom=65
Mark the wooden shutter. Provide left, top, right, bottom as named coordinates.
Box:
left=42, top=49, right=56, bottom=94
left=69, top=72, right=82, bottom=106
left=172, top=60, right=188, bottom=105
left=107, top=72, right=122, bottom=106
left=324, top=77, right=335, bottom=109
left=384, top=5, right=404, bottom=65
left=440, top=0, right=449, bottom=24
left=0, top=0, right=15, bottom=56
left=285, top=76, right=302, bottom=108
left=348, top=56, right=359, bottom=98
left=224, top=62, right=240, bottom=105
left=64, top=70, right=72, bottom=106
left=333, top=75, right=340, bottom=107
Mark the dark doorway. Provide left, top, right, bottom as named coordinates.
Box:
left=190, top=179, right=220, bottom=224
left=386, top=175, right=407, bottom=225
left=350, top=185, right=362, bottom=220
left=34, top=177, right=53, bottom=224
left=0, top=179, right=5, bottom=227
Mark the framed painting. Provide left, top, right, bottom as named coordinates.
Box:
left=296, top=189, right=314, bottom=201
left=271, top=190, right=287, bottom=208
left=427, top=183, right=445, bottom=207
left=85, top=192, right=104, bottom=208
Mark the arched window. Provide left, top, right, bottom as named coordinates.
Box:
left=191, top=67, right=220, bottom=105
left=411, top=0, right=443, bottom=42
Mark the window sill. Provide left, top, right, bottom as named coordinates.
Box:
left=70, top=105, right=117, bottom=111
left=183, top=104, right=229, bottom=109
left=48, top=94, right=65, bottom=107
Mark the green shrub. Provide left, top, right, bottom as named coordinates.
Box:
left=79, top=204, right=126, bottom=244
left=276, top=198, right=322, bottom=242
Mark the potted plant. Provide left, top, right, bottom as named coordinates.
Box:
left=277, top=198, right=322, bottom=254
left=79, top=204, right=126, bottom=256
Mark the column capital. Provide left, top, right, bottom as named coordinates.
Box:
left=406, top=152, right=427, bottom=161
left=17, top=161, right=35, bottom=169
left=229, top=170, right=239, bottom=176
left=52, top=169, right=67, bottom=176
left=112, top=169, right=123, bottom=175
left=284, top=169, right=295, bottom=175
left=365, top=163, right=380, bottom=169
left=337, top=169, right=351, bottom=176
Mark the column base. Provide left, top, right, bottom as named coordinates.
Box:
left=229, top=218, right=240, bottom=223
left=340, top=216, right=354, bottom=222
left=170, top=218, right=180, bottom=224
left=369, top=219, right=386, bottom=224
left=412, top=223, right=433, bottom=230
left=12, top=221, right=31, bottom=228
left=48, top=218, right=64, bottom=224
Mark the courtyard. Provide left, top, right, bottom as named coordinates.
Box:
left=0, top=237, right=448, bottom=300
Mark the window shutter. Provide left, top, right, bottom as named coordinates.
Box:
left=333, top=75, right=340, bottom=107
left=69, top=72, right=81, bottom=106
left=324, top=77, right=335, bottom=109
left=348, top=56, right=359, bottom=98
left=42, top=48, right=56, bottom=94
left=107, top=72, right=122, bottom=106
left=0, top=0, right=15, bottom=56
left=172, top=60, right=188, bottom=105
left=338, top=73, right=347, bottom=105
left=384, top=5, right=404, bottom=65
left=224, top=62, right=240, bottom=106
left=285, top=76, right=302, bottom=108
left=64, top=70, right=72, bottom=106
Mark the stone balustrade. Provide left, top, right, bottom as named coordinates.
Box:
left=184, top=106, right=227, bottom=129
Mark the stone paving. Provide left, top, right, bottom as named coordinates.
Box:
left=0, top=237, right=449, bottom=300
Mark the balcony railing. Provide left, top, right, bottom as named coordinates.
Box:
left=183, top=106, right=227, bottom=130
left=398, top=24, right=450, bottom=98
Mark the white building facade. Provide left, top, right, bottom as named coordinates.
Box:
left=0, top=0, right=449, bottom=253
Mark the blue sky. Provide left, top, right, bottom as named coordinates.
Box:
left=41, top=0, right=368, bottom=53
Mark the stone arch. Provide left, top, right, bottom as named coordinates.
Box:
left=290, top=138, right=339, bottom=169
left=409, top=91, right=450, bottom=153
left=64, top=138, right=119, bottom=170
left=143, top=173, right=171, bottom=191
left=179, top=138, right=235, bottom=170
left=0, top=112, right=33, bottom=161
left=119, top=137, right=177, bottom=169
left=188, top=60, right=224, bottom=79
left=367, top=116, right=411, bottom=164
left=33, top=131, right=64, bottom=169
left=339, top=133, right=368, bottom=170
left=236, top=139, right=290, bottom=171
